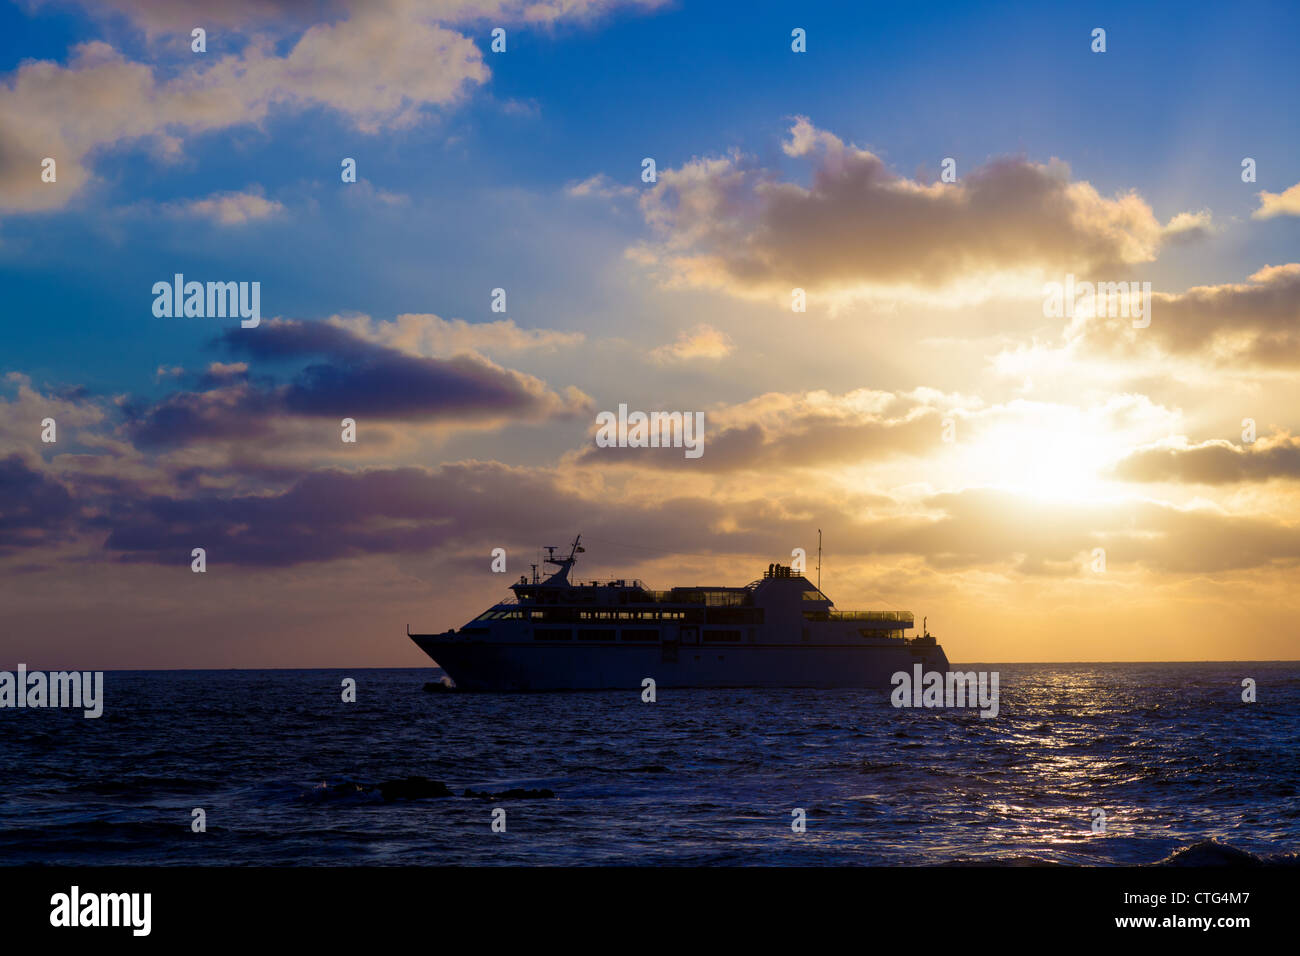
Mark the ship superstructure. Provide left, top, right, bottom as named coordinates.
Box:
left=409, top=536, right=949, bottom=690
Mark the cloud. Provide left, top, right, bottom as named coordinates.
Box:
left=4, top=3, right=657, bottom=213
left=868, top=487, right=1300, bottom=575
left=329, top=312, right=584, bottom=357
left=631, top=117, right=1201, bottom=304
left=573, top=388, right=944, bottom=471
left=225, top=317, right=591, bottom=420
left=1253, top=182, right=1300, bottom=220
left=279, top=353, right=583, bottom=421
left=100, top=464, right=537, bottom=566
left=122, top=317, right=592, bottom=448
left=1113, top=433, right=1300, bottom=484
left=0, top=454, right=78, bottom=551
left=0, top=1, right=670, bottom=213
left=169, top=188, right=284, bottom=224
left=1161, top=209, right=1215, bottom=242
left=1072, top=262, right=1300, bottom=365
left=79, top=0, right=662, bottom=34
left=0, top=33, right=485, bottom=212
left=650, top=323, right=733, bottom=361
left=5, top=368, right=1299, bottom=580
left=72, top=0, right=351, bottom=33
left=95, top=458, right=677, bottom=568
left=199, top=361, right=251, bottom=385
left=122, top=382, right=282, bottom=449
left=0, top=371, right=109, bottom=449
left=342, top=181, right=409, bottom=207
left=17, top=448, right=1296, bottom=577
left=565, top=173, right=637, bottom=200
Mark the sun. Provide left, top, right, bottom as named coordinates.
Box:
left=959, top=412, right=1125, bottom=502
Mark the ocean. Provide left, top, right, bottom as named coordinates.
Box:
left=2, top=662, right=1297, bottom=866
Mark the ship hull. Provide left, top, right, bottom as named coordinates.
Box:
left=410, top=635, right=950, bottom=691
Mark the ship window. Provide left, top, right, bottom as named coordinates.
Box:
left=578, top=628, right=616, bottom=641
left=534, top=628, right=571, bottom=641
left=703, top=629, right=742, bottom=642
left=621, top=628, right=659, bottom=642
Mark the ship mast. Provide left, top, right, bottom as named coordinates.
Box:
left=540, top=534, right=584, bottom=585
left=817, top=528, right=822, bottom=592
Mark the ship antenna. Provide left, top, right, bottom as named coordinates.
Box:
left=539, top=534, right=584, bottom=585
left=817, top=528, right=822, bottom=592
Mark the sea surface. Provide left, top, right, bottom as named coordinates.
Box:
left=1, top=663, right=1297, bottom=866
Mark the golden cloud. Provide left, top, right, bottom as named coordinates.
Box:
left=630, top=117, right=1204, bottom=305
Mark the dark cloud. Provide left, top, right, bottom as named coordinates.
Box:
left=217, top=319, right=366, bottom=362
left=1113, top=435, right=1300, bottom=484
left=0, top=454, right=77, bottom=549
left=283, top=352, right=568, bottom=419
left=101, top=463, right=587, bottom=566
left=6, top=436, right=1298, bottom=578
left=94, top=460, right=846, bottom=569
left=226, top=318, right=588, bottom=420
left=123, top=318, right=589, bottom=447
left=123, top=384, right=281, bottom=449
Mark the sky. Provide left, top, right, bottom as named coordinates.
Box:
left=1, top=0, right=1299, bottom=668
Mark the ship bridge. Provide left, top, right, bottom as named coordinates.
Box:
left=750, top=563, right=914, bottom=635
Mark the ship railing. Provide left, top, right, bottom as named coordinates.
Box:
left=616, top=588, right=751, bottom=606
left=518, top=580, right=755, bottom=607
left=580, top=578, right=651, bottom=590
left=827, top=610, right=914, bottom=624
left=669, top=590, right=750, bottom=606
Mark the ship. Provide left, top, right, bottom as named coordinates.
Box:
left=409, top=536, right=950, bottom=691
